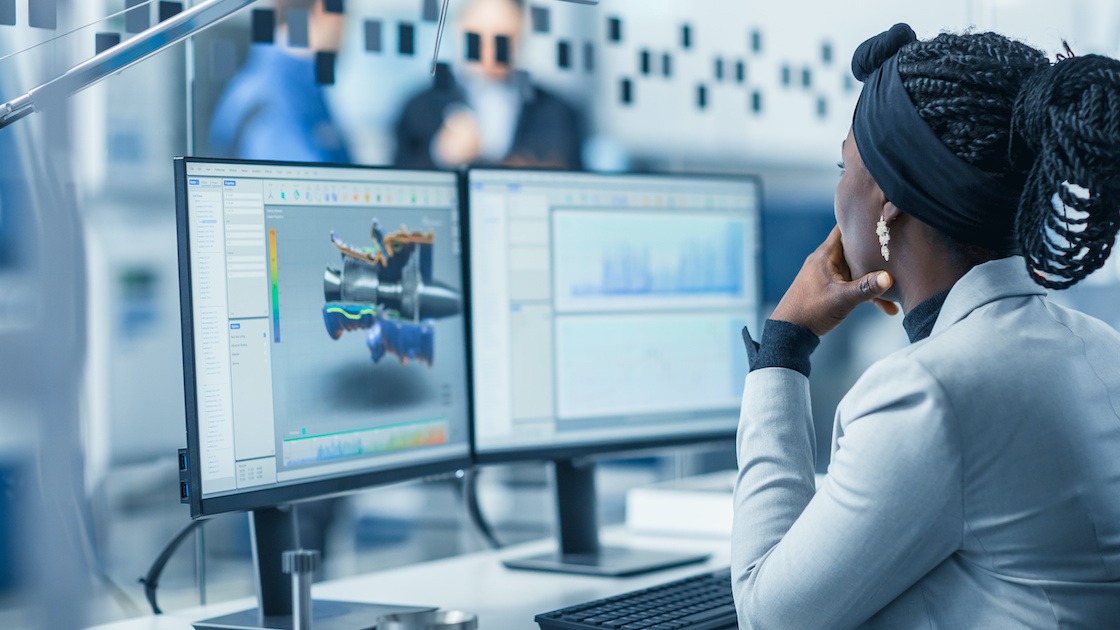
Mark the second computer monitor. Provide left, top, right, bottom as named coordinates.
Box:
left=468, top=169, right=762, bottom=463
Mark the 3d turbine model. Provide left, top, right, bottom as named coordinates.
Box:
left=323, top=220, right=461, bottom=365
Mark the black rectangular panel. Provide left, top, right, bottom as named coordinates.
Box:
left=531, top=5, right=550, bottom=33
left=0, top=0, right=15, bottom=26
left=697, top=84, right=707, bottom=110
left=399, top=22, right=415, bottom=55
left=315, top=51, right=336, bottom=85
left=557, top=40, right=571, bottom=69
left=158, top=1, right=182, bottom=22
left=662, top=53, right=672, bottom=78
left=751, top=90, right=762, bottom=113
left=714, top=57, right=723, bottom=81
left=608, top=17, right=622, bottom=43
left=251, top=9, right=275, bottom=44
left=324, top=0, right=344, bottom=14
left=681, top=24, right=691, bottom=49
left=465, top=32, right=481, bottom=61
left=95, top=32, right=121, bottom=54
left=639, top=49, right=650, bottom=75
left=736, top=60, right=745, bottom=83
left=496, top=35, right=510, bottom=64
left=364, top=19, right=382, bottom=52
left=125, top=0, right=149, bottom=34
left=620, top=77, right=632, bottom=104
left=287, top=8, right=309, bottom=47
left=422, top=0, right=439, bottom=22
left=28, top=0, right=56, bottom=29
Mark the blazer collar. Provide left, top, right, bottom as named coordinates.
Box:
left=930, top=256, right=1047, bottom=336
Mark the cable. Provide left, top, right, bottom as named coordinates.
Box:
left=462, top=467, right=503, bottom=550
left=429, top=0, right=451, bottom=75
left=139, top=519, right=205, bottom=615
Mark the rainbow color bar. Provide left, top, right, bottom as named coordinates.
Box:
left=269, top=228, right=280, bottom=342
left=281, top=418, right=450, bottom=466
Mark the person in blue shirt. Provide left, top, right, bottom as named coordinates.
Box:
left=208, top=0, right=350, bottom=163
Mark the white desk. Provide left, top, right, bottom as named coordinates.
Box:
left=87, top=528, right=731, bottom=630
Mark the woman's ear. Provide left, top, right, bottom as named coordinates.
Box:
left=883, top=200, right=902, bottom=224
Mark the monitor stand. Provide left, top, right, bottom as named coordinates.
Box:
left=193, top=506, right=434, bottom=630
left=503, top=459, right=710, bottom=577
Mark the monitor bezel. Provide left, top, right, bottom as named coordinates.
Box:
left=175, top=157, right=472, bottom=519
left=463, top=167, right=763, bottom=466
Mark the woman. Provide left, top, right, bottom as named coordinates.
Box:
left=731, top=24, right=1120, bottom=628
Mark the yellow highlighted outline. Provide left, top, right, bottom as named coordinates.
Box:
left=325, top=306, right=377, bottom=320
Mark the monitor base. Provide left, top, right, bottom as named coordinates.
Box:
left=503, top=546, right=710, bottom=577
left=192, top=600, right=434, bottom=630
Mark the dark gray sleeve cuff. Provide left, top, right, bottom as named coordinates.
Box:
left=741, top=319, right=820, bottom=378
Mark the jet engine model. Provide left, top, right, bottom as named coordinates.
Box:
left=323, top=220, right=461, bottom=366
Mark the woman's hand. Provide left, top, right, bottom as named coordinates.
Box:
left=770, top=226, right=898, bottom=337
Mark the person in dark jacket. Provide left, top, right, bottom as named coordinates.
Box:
left=394, top=0, right=585, bottom=170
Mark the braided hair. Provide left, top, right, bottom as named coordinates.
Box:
left=895, top=32, right=1120, bottom=289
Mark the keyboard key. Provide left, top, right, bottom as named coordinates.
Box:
left=681, top=604, right=738, bottom=624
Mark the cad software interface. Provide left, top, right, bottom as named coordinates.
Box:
left=183, top=161, right=469, bottom=498
left=469, top=170, right=760, bottom=454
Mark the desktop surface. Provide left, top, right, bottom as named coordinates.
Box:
left=176, top=159, right=472, bottom=517
left=85, top=527, right=733, bottom=630
left=467, top=169, right=762, bottom=461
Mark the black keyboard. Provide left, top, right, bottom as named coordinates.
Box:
left=535, top=567, right=738, bottom=630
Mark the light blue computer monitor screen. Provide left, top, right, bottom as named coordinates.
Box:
left=182, top=161, right=470, bottom=499
left=468, top=170, right=761, bottom=456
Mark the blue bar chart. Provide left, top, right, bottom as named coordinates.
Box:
left=552, top=211, right=752, bottom=312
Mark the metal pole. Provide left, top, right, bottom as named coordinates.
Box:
left=282, top=550, right=321, bottom=630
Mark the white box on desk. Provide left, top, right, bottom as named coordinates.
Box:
left=626, top=470, right=826, bottom=538
left=625, top=470, right=738, bottom=537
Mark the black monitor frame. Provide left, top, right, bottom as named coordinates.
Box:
left=174, top=157, right=471, bottom=628
left=175, top=157, right=472, bottom=518
left=461, top=168, right=763, bottom=576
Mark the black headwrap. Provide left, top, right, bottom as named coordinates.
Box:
left=852, top=23, right=1021, bottom=252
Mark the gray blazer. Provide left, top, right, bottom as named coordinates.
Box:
left=731, top=256, right=1120, bottom=629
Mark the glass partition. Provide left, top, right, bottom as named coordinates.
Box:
left=0, top=0, right=1117, bottom=625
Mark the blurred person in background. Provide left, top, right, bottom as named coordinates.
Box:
left=393, top=0, right=585, bottom=169
left=208, top=0, right=351, bottom=163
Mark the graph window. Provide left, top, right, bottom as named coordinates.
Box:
left=183, top=162, right=469, bottom=498
left=469, top=171, right=760, bottom=454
